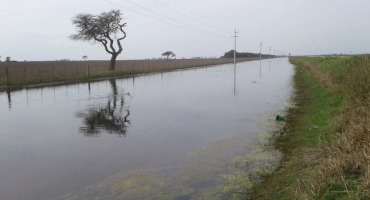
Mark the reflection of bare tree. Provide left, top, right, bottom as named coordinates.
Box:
left=77, top=79, right=131, bottom=136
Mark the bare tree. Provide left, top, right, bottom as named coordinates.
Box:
left=70, top=10, right=127, bottom=71
left=83, top=55, right=88, bottom=60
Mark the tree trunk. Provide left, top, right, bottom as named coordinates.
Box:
left=109, top=54, right=118, bottom=71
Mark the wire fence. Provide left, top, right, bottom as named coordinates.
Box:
left=0, top=58, right=258, bottom=85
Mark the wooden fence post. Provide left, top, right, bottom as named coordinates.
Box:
left=38, top=67, right=41, bottom=82
left=5, top=67, right=9, bottom=86
left=87, top=64, right=90, bottom=79
left=52, top=66, right=55, bottom=81
left=24, top=66, right=27, bottom=81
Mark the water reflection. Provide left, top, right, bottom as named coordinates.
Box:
left=6, top=89, right=11, bottom=109
left=77, top=79, right=131, bottom=136
left=234, top=64, right=237, bottom=97
left=259, top=60, right=262, bottom=79
left=269, top=60, right=271, bottom=71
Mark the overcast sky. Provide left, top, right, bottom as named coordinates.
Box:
left=0, top=0, right=369, bottom=61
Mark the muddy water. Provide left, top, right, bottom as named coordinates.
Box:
left=0, top=58, right=293, bottom=200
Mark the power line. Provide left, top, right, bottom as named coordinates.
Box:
left=103, top=0, right=227, bottom=37
left=152, top=0, right=229, bottom=34
left=103, top=0, right=209, bottom=35
left=118, top=0, right=225, bottom=37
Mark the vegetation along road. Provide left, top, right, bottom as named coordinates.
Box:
left=250, top=55, right=370, bottom=199
left=0, top=57, right=260, bottom=91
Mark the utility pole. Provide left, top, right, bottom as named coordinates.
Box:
left=259, top=42, right=263, bottom=61
left=269, top=46, right=271, bottom=59
left=232, top=29, right=239, bottom=67
left=232, top=29, right=239, bottom=97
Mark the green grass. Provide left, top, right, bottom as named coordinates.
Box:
left=250, top=57, right=346, bottom=199
left=242, top=55, right=369, bottom=200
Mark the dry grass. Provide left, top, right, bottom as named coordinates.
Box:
left=292, top=56, right=370, bottom=199
left=250, top=56, right=369, bottom=200
left=0, top=58, right=257, bottom=87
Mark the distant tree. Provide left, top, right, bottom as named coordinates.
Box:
left=70, top=10, right=127, bottom=71
left=5, top=57, right=11, bottom=62
left=221, top=50, right=264, bottom=58
left=162, top=51, right=176, bottom=60
left=83, top=55, right=88, bottom=60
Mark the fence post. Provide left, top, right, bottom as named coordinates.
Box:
left=5, top=67, right=9, bottom=86
left=38, top=67, right=41, bottom=82
left=24, top=66, right=27, bottom=81
left=52, top=66, right=55, bottom=81
left=87, top=64, right=90, bottom=79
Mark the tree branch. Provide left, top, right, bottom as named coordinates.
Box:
left=105, top=22, right=116, bottom=54
left=117, top=23, right=127, bottom=54
left=94, top=35, right=113, bottom=54
left=106, top=34, right=116, bottom=54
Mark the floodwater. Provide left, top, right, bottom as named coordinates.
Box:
left=0, top=58, right=293, bottom=200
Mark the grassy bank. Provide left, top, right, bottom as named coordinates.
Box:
left=250, top=56, right=370, bottom=199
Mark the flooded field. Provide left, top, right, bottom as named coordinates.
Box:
left=0, top=58, right=293, bottom=200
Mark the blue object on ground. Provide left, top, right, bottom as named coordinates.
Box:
left=276, top=115, right=285, bottom=121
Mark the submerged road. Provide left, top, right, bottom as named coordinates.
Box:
left=0, top=58, right=293, bottom=200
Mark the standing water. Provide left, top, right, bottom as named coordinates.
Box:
left=0, top=58, right=293, bottom=200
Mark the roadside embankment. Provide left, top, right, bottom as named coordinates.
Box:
left=250, top=56, right=370, bottom=199
left=0, top=57, right=259, bottom=91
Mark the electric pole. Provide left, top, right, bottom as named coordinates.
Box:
left=259, top=42, right=263, bottom=61
left=232, top=29, right=239, bottom=67
left=232, top=29, right=239, bottom=97
left=269, top=46, right=271, bottom=59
